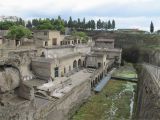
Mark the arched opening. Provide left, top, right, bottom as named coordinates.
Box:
left=100, top=73, right=103, bottom=80
left=74, top=40, right=77, bottom=44
left=98, top=75, right=100, bottom=82
left=54, top=67, right=59, bottom=77
left=73, top=60, right=77, bottom=68
left=40, top=52, right=45, bottom=57
left=78, top=59, right=82, bottom=68
left=98, top=62, right=101, bottom=68
left=91, top=81, right=93, bottom=88
left=95, top=77, right=98, bottom=85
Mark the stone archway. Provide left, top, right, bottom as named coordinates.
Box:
left=97, top=76, right=100, bottom=82
left=91, top=81, right=93, bottom=88
left=95, top=77, right=98, bottom=85
left=78, top=59, right=82, bottom=68
left=73, top=60, right=77, bottom=68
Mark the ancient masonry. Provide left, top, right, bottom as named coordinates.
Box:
left=0, top=30, right=122, bottom=120
left=136, top=63, right=160, bottom=119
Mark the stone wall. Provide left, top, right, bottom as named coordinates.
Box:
left=44, top=80, right=91, bottom=120
left=75, top=45, right=91, bottom=54
left=44, top=47, right=75, bottom=58
left=43, top=45, right=91, bottom=58
left=136, top=64, right=160, bottom=119
left=0, top=78, right=91, bottom=120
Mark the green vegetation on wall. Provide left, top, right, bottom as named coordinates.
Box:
left=72, top=30, right=89, bottom=43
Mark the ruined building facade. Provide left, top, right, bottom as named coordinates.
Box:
left=0, top=30, right=121, bottom=120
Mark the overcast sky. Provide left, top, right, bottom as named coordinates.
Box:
left=0, top=0, right=160, bottom=31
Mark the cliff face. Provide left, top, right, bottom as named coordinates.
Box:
left=0, top=67, right=20, bottom=93
left=136, top=64, right=160, bottom=120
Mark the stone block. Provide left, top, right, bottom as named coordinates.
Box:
left=18, top=83, right=35, bottom=100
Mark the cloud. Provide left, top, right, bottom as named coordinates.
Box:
left=0, top=0, right=159, bottom=30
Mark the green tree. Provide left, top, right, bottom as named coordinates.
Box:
left=87, top=20, right=91, bottom=30
left=72, top=31, right=88, bottom=43
left=0, top=21, right=15, bottom=30
left=104, top=22, right=108, bottom=30
left=17, top=18, right=25, bottom=26
left=82, top=18, right=86, bottom=29
left=77, top=18, right=81, bottom=29
left=53, top=19, right=65, bottom=33
left=150, top=21, right=154, bottom=33
left=7, top=25, right=32, bottom=40
left=58, top=16, right=61, bottom=20
left=108, top=20, right=112, bottom=29
left=64, top=20, right=68, bottom=27
left=37, top=20, right=54, bottom=30
left=68, top=16, right=73, bottom=28
left=90, top=20, right=95, bottom=30
left=26, top=20, right=32, bottom=29
left=101, top=21, right=105, bottom=29
left=32, top=19, right=39, bottom=27
left=97, top=19, right=101, bottom=29
left=73, top=20, right=78, bottom=29
left=112, top=20, right=115, bottom=29
left=50, top=18, right=55, bottom=25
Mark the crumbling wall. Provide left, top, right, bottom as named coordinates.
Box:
left=136, top=64, right=160, bottom=120
left=0, top=67, right=20, bottom=93
left=0, top=79, right=91, bottom=120
left=34, top=80, right=91, bottom=120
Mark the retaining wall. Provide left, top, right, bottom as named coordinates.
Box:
left=136, top=64, right=160, bottom=120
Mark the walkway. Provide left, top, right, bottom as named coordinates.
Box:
left=94, top=74, right=111, bottom=92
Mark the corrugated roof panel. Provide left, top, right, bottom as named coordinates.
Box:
left=94, top=74, right=111, bottom=92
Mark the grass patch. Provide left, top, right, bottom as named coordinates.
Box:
left=72, top=63, right=137, bottom=120
left=113, top=63, right=137, bottom=78
left=72, top=80, right=136, bottom=120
